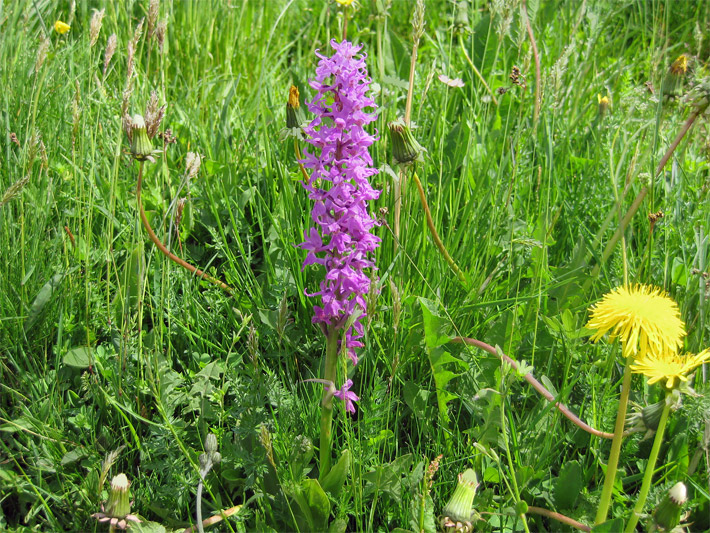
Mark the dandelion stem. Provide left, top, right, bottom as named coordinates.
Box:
left=451, top=337, right=613, bottom=439
left=411, top=171, right=468, bottom=285
left=526, top=506, right=591, bottom=532
left=595, top=356, right=633, bottom=525
left=136, top=162, right=235, bottom=295
left=624, top=397, right=672, bottom=533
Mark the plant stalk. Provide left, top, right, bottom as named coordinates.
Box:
left=624, top=397, right=672, bottom=533
left=136, top=162, right=234, bottom=295
left=411, top=171, right=467, bottom=285
left=319, top=327, right=340, bottom=480
left=595, top=356, right=633, bottom=525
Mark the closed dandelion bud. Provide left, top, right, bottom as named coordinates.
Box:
left=652, top=482, right=686, bottom=531
left=442, top=469, right=478, bottom=523
left=199, top=453, right=210, bottom=470
left=662, top=55, right=688, bottom=97
left=454, top=0, right=470, bottom=32
left=388, top=119, right=423, bottom=164
left=211, top=451, right=222, bottom=465
left=597, top=94, right=610, bottom=118
left=106, top=473, right=131, bottom=519
left=204, top=433, right=218, bottom=455
left=286, top=85, right=305, bottom=129
left=627, top=399, right=665, bottom=435
left=129, top=115, right=153, bottom=161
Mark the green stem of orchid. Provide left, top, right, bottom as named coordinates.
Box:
left=319, top=327, right=339, bottom=480
left=595, top=355, right=633, bottom=525
left=624, top=397, right=671, bottom=533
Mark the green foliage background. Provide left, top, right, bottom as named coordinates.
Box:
left=0, top=0, right=709, bottom=531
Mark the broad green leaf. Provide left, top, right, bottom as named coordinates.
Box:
left=63, top=346, right=93, bottom=369
left=321, top=449, right=351, bottom=497
left=403, top=381, right=431, bottom=416
left=24, top=272, right=64, bottom=332
left=553, top=460, right=583, bottom=510
left=301, top=478, right=330, bottom=532
left=418, top=298, right=451, bottom=349
left=591, top=518, right=624, bottom=532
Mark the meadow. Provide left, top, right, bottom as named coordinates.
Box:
left=1, top=0, right=710, bottom=531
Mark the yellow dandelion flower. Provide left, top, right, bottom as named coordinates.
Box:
left=586, top=285, right=685, bottom=359
left=54, top=20, right=70, bottom=34
left=335, top=0, right=354, bottom=5
left=630, top=349, right=710, bottom=389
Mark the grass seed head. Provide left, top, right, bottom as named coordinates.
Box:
left=89, top=9, right=105, bottom=47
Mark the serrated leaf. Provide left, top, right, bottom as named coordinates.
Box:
left=553, top=460, right=583, bottom=510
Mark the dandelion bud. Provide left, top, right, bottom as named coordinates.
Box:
left=211, top=452, right=222, bottom=465
left=662, top=55, right=688, bottom=98
left=199, top=453, right=210, bottom=470
left=597, top=94, right=610, bottom=118
left=106, top=474, right=131, bottom=519
left=454, top=0, right=470, bottom=33
left=627, top=399, right=665, bottom=436
left=651, top=482, right=687, bottom=532
left=129, top=115, right=153, bottom=161
left=204, top=433, right=218, bottom=455
left=442, top=469, right=478, bottom=523
left=388, top=119, right=423, bottom=164
left=286, top=85, right=305, bottom=129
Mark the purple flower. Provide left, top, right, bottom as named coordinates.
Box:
left=333, top=379, right=359, bottom=414
left=299, top=39, right=380, bottom=366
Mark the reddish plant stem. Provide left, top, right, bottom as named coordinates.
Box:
left=136, top=163, right=234, bottom=295
left=451, top=336, right=613, bottom=439
left=655, top=107, right=702, bottom=177
left=527, top=506, right=591, bottom=532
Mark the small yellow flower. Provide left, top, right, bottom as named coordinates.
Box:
left=669, top=55, right=688, bottom=76
left=586, top=285, right=685, bottom=359
left=630, top=349, right=710, bottom=389
left=597, top=94, right=610, bottom=117
left=54, top=20, right=70, bottom=34
left=335, top=0, right=354, bottom=5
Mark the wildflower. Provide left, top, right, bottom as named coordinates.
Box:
left=298, top=39, right=381, bottom=367
left=333, top=379, right=359, bottom=414
left=651, top=482, right=687, bottom=532
left=335, top=0, right=354, bottom=5
left=388, top=119, right=424, bottom=164
left=597, top=93, right=610, bottom=117
left=662, top=55, right=688, bottom=97
left=438, top=74, right=465, bottom=88
left=586, top=285, right=685, bottom=359
left=54, top=20, right=70, bottom=34
left=286, top=85, right=306, bottom=130
left=92, top=473, right=141, bottom=530
left=127, top=115, right=154, bottom=161
left=441, top=469, right=479, bottom=528
left=630, top=349, right=710, bottom=389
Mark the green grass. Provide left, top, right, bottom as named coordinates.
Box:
left=1, top=0, right=709, bottom=531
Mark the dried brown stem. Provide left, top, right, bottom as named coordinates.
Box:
left=182, top=504, right=243, bottom=533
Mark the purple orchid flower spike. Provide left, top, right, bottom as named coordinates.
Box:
left=298, top=39, right=381, bottom=368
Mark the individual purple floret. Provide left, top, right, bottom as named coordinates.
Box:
left=299, top=39, right=380, bottom=393
left=333, top=379, right=360, bottom=415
